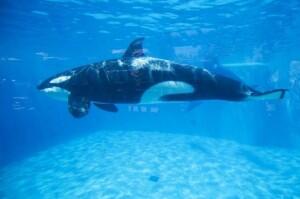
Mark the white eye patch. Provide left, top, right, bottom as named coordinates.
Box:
left=50, top=75, right=71, bottom=84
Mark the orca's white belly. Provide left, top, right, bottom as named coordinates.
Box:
left=140, top=81, right=194, bottom=104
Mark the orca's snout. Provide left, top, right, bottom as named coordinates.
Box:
left=37, top=81, right=48, bottom=90
left=37, top=74, right=72, bottom=91
left=37, top=83, right=43, bottom=90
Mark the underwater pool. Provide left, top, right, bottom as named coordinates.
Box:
left=1, top=0, right=300, bottom=198
left=1, top=131, right=300, bottom=198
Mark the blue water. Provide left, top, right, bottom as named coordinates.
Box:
left=1, top=0, right=300, bottom=198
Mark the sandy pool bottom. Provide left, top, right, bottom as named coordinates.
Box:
left=1, top=131, right=300, bottom=199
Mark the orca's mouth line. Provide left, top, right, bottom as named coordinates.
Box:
left=37, top=84, right=44, bottom=90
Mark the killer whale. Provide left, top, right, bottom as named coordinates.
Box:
left=37, top=38, right=287, bottom=118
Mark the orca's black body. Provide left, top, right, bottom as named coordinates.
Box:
left=38, top=38, right=287, bottom=118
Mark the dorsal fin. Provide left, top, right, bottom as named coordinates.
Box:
left=122, top=37, right=145, bottom=60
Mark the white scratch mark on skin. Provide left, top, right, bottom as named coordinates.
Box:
left=202, top=68, right=216, bottom=81
left=104, top=70, right=110, bottom=81
left=96, top=69, right=100, bottom=78
left=118, top=59, right=124, bottom=66
left=166, top=60, right=171, bottom=71
left=202, top=68, right=213, bottom=76
left=132, top=57, right=155, bottom=69
left=132, top=57, right=174, bottom=72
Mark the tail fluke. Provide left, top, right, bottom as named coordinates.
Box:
left=247, top=89, right=288, bottom=100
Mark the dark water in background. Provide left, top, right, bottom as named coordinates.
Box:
left=0, top=0, right=300, bottom=168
